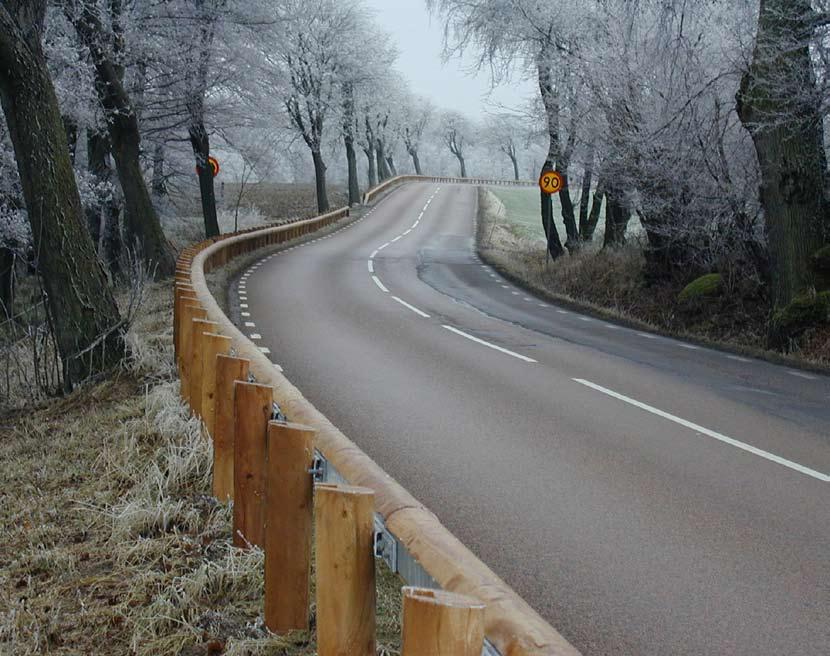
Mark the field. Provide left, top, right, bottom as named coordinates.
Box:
left=486, top=186, right=606, bottom=244
left=168, top=182, right=350, bottom=223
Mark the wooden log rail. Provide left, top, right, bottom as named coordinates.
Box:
left=173, top=183, right=580, bottom=655
left=361, top=174, right=536, bottom=205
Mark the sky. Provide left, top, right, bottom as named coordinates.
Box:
left=362, top=0, right=536, bottom=120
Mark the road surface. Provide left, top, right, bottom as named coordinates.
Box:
left=233, top=182, right=829, bottom=655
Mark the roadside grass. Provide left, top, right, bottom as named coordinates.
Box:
left=1, top=228, right=404, bottom=655
left=478, top=188, right=830, bottom=367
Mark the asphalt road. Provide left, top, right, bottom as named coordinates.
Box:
left=233, top=182, right=830, bottom=655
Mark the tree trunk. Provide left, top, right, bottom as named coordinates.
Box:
left=557, top=170, right=580, bottom=252
left=0, top=246, right=14, bottom=318
left=189, top=121, right=220, bottom=238
left=578, top=146, right=595, bottom=236
left=341, top=82, right=360, bottom=205
left=456, top=153, right=467, bottom=178
left=345, top=136, right=360, bottom=205
left=364, top=147, right=377, bottom=188
left=736, top=0, right=827, bottom=307
left=87, top=129, right=121, bottom=275
left=63, top=115, right=78, bottom=164
left=409, top=147, right=422, bottom=175
left=510, top=153, right=519, bottom=181
left=537, top=47, right=566, bottom=260
left=70, top=2, right=175, bottom=276
left=0, top=2, right=124, bottom=386
left=376, top=140, right=391, bottom=181
left=311, top=150, right=329, bottom=213
left=602, top=188, right=630, bottom=249
left=386, top=155, right=397, bottom=177
left=581, top=180, right=605, bottom=242
left=151, top=143, right=167, bottom=197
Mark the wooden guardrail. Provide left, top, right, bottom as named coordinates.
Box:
left=173, top=182, right=580, bottom=655
left=362, top=174, right=536, bottom=204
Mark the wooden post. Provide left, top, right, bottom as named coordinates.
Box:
left=173, top=286, right=196, bottom=359
left=188, top=318, right=219, bottom=415
left=178, top=304, right=206, bottom=396
left=199, top=333, right=232, bottom=438
left=233, top=381, right=272, bottom=548
left=315, top=483, right=376, bottom=656
left=400, top=587, right=485, bottom=656
left=264, top=421, right=316, bottom=633
left=213, top=354, right=249, bottom=501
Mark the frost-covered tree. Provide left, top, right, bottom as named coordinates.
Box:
left=440, top=111, right=472, bottom=178
left=400, top=95, right=433, bottom=175
left=0, top=0, right=125, bottom=385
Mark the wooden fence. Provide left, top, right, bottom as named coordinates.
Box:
left=174, top=178, right=580, bottom=655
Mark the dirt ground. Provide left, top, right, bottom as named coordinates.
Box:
left=478, top=189, right=830, bottom=368
left=0, top=282, right=403, bottom=656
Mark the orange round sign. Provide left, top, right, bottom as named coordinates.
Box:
left=539, top=170, right=564, bottom=195
left=196, top=156, right=220, bottom=178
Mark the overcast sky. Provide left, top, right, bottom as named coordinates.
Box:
left=363, top=0, right=536, bottom=120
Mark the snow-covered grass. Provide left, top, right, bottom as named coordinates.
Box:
left=0, top=278, right=405, bottom=656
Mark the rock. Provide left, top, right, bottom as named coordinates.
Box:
left=770, top=289, right=830, bottom=344
left=678, top=273, right=723, bottom=303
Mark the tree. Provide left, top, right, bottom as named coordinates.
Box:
left=64, top=0, right=175, bottom=275
left=441, top=111, right=470, bottom=178
left=737, top=0, right=828, bottom=307
left=487, top=112, right=526, bottom=180
left=278, top=0, right=359, bottom=213
left=401, top=96, right=432, bottom=175
left=0, top=0, right=125, bottom=386
left=183, top=0, right=224, bottom=238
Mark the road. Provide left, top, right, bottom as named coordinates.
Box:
left=233, top=182, right=830, bottom=655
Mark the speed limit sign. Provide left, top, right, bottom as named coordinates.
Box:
left=539, top=170, right=564, bottom=195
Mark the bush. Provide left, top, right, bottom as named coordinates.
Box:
left=770, top=290, right=830, bottom=345
left=678, top=273, right=723, bottom=303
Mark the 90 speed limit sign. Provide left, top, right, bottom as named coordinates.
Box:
left=539, top=170, right=564, bottom=195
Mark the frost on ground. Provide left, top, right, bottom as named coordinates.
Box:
left=0, top=281, right=402, bottom=655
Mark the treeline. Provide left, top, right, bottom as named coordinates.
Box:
left=430, top=0, right=830, bottom=342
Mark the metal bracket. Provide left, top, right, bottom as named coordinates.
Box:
left=271, top=401, right=287, bottom=423
left=308, top=454, right=327, bottom=482
left=373, top=515, right=398, bottom=572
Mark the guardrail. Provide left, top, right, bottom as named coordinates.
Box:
left=174, top=180, right=579, bottom=655
left=362, top=174, right=536, bottom=204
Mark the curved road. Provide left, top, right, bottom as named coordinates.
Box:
left=233, top=182, right=829, bottom=655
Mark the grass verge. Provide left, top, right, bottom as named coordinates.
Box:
left=478, top=188, right=830, bottom=370
left=0, top=280, right=403, bottom=655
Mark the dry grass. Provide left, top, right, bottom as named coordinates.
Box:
left=478, top=189, right=830, bottom=367
left=0, top=280, right=403, bottom=655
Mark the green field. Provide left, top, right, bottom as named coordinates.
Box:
left=488, top=187, right=606, bottom=244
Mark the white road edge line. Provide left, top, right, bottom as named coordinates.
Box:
left=572, top=378, right=829, bottom=482
left=367, top=260, right=374, bottom=273
left=372, top=275, right=389, bottom=293
left=392, top=296, right=430, bottom=318
left=442, top=325, right=537, bottom=363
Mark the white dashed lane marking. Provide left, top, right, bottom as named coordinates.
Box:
left=392, top=296, right=430, bottom=318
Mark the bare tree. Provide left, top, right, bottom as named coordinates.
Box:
left=64, top=0, right=176, bottom=275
